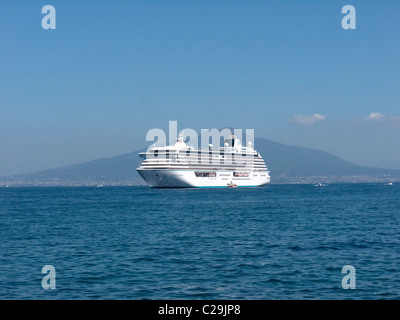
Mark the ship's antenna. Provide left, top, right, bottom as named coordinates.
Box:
left=178, top=129, right=184, bottom=138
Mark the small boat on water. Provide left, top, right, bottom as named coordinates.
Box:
left=314, top=183, right=328, bottom=187
left=227, top=181, right=238, bottom=188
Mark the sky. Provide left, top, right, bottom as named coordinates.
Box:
left=0, top=0, right=399, bottom=175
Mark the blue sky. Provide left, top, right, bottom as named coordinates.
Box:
left=0, top=0, right=399, bottom=175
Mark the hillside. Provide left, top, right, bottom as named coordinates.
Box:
left=1, top=138, right=399, bottom=186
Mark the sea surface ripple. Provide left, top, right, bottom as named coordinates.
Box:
left=1, top=184, right=399, bottom=299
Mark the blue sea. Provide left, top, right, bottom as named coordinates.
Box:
left=0, top=184, right=399, bottom=300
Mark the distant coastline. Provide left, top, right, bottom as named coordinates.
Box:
left=1, top=176, right=399, bottom=187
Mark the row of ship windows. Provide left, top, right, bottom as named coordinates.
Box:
left=141, top=163, right=266, bottom=167
left=142, top=164, right=266, bottom=169
left=149, top=151, right=259, bottom=158
left=143, top=162, right=266, bottom=167
left=145, top=159, right=265, bottom=163
left=194, top=171, right=250, bottom=177
left=145, top=159, right=264, bottom=164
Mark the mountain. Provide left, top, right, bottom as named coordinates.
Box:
left=255, top=139, right=400, bottom=183
left=1, top=138, right=400, bottom=186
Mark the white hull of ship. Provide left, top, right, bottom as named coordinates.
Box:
left=137, top=169, right=270, bottom=188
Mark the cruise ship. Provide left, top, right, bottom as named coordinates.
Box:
left=137, top=134, right=270, bottom=188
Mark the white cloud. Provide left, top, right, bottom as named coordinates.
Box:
left=359, top=112, right=400, bottom=127
left=366, top=112, right=385, bottom=121
left=289, top=114, right=326, bottom=126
